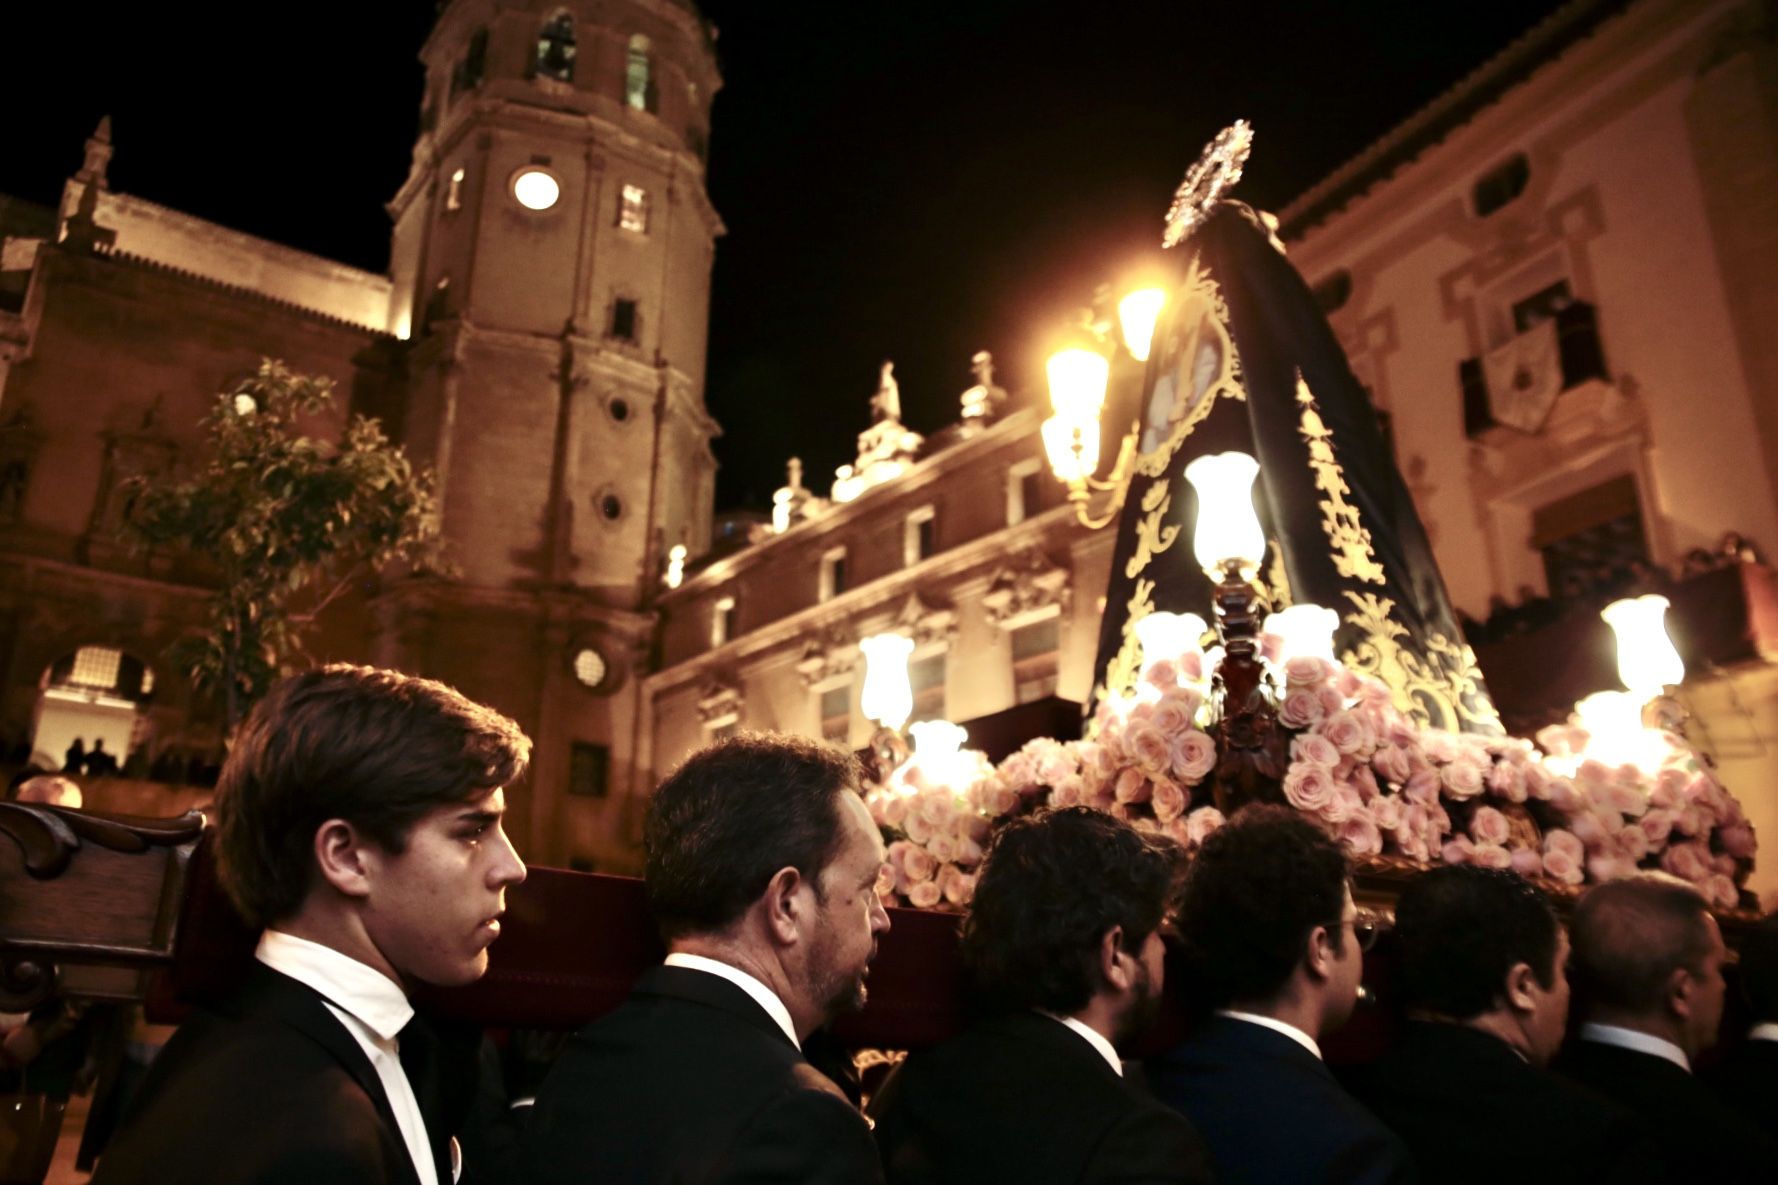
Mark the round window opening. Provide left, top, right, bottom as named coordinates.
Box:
left=511, top=167, right=561, bottom=211
left=572, top=647, right=607, bottom=689
left=609, top=397, right=631, bottom=422
left=599, top=493, right=623, bottom=521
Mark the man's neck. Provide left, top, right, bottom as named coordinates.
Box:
left=1456, top=1012, right=1534, bottom=1062
left=667, top=936, right=810, bottom=1041
left=1068, top=995, right=1123, bottom=1050
left=1226, top=994, right=1322, bottom=1045
left=273, top=906, right=404, bottom=993
left=1585, top=1009, right=1687, bottom=1057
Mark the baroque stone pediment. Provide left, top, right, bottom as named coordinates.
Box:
left=893, top=590, right=956, bottom=649
left=696, top=676, right=741, bottom=724
left=981, top=549, right=1071, bottom=627
left=793, top=623, right=856, bottom=689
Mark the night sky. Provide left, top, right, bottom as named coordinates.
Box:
left=3, top=0, right=1568, bottom=512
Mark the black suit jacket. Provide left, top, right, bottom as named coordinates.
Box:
left=92, top=961, right=455, bottom=1185
left=1557, top=1037, right=1778, bottom=1185
left=1705, top=1036, right=1778, bottom=1145
left=1148, top=1015, right=1417, bottom=1185
left=1342, top=1022, right=1664, bottom=1185
left=870, top=1011, right=1213, bottom=1185
left=519, top=964, right=882, bottom=1185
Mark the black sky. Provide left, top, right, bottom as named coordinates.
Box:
left=3, top=0, right=1568, bottom=511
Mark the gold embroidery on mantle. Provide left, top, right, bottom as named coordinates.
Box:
left=1134, top=259, right=1247, bottom=479
left=1124, top=481, right=1182, bottom=581
left=1338, top=591, right=1502, bottom=733
left=1263, top=539, right=1292, bottom=611
left=1095, top=577, right=1158, bottom=718
left=1295, top=375, right=1386, bottom=586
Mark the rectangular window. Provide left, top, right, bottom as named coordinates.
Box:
left=70, top=646, right=123, bottom=690
left=904, top=506, right=936, bottom=567
left=1011, top=617, right=1061, bottom=704
left=619, top=184, right=650, bottom=233
left=611, top=298, right=638, bottom=342
left=1532, top=474, right=1649, bottom=601
left=1512, top=280, right=1573, bottom=334
left=712, top=596, right=735, bottom=647
left=909, top=653, right=946, bottom=724
left=819, top=547, right=847, bottom=602
left=445, top=166, right=465, bottom=212
left=709, top=719, right=740, bottom=743
left=819, top=683, right=851, bottom=744
left=567, top=741, right=610, bottom=798
left=1006, top=459, right=1043, bottom=526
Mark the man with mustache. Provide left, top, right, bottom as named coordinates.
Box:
left=94, top=665, right=531, bottom=1185
left=870, top=807, right=1213, bottom=1185
left=522, top=732, right=891, bottom=1185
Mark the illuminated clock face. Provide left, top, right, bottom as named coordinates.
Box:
left=512, top=168, right=561, bottom=211
left=573, top=646, right=607, bottom=689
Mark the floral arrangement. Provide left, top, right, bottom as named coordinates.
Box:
left=866, top=634, right=1757, bottom=913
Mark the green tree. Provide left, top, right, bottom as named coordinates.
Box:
left=124, top=359, right=450, bottom=728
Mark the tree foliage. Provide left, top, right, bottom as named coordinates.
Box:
left=124, top=359, right=450, bottom=727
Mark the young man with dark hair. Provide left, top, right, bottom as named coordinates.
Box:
left=1344, top=865, right=1660, bottom=1185
left=521, top=731, right=890, bottom=1185
left=1706, top=911, right=1778, bottom=1141
left=870, top=807, right=1213, bottom=1185
left=1148, top=804, right=1413, bottom=1185
left=94, top=664, right=531, bottom=1185
left=1559, top=874, right=1777, bottom=1183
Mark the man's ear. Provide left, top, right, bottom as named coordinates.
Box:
left=1502, top=961, right=1539, bottom=1015
left=1667, top=965, right=1696, bottom=1021
left=762, top=865, right=807, bottom=946
left=1101, top=926, right=1131, bottom=993
left=1304, top=923, right=1336, bottom=983
left=313, top=819, right=375, bottom=900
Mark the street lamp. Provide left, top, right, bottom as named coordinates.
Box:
left=1182, top=451, right=1266, bottom=579
left=1117, top=288, right=1166, bottom=363
left=860, top=633, right=914, bottom=733
left=1601, top=594, right=1684, bottom=701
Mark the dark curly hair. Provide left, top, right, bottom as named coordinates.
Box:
left=1395, top=865, right=1560, bottom=1019
left=1739, top=913, right=1778, bottom=1023
left=961, top=806, right=1182, bottom=1015
left=1177, top=803, right=1349, bottom=1008
left=644, top=731, right=861, bottom=940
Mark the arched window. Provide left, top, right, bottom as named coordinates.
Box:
left=626, top=34, right=654, bottom=112
left=534, top=11, right=576, bottom=82
left=453, top=28, right=489, bottom=96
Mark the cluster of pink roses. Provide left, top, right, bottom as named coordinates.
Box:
left=864, top=647, right=1756, bottom=913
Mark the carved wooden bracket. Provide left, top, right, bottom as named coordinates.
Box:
left=0, top=803, right=205, bottom=881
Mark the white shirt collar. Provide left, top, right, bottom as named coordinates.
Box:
left=663, top=952, right=800, bottom=1050
left=1217, top=1009, right=1323, bottom=1061
left=256, top=929, right=413, bottom=1043
left=1747, top=1021, right=1778, bottom=1044
left=1039, top=1012, right=1123, bottom=1077
left=1579, top=1022, right=1691, bottom=1072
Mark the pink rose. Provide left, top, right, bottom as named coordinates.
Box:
left=1320, top=787, right=1363, bottom=826
left=1614, top=824, right=1649, bottom=863
left=900, top=844, right=938, bottom=883
left=1510, top=848, right=1544, bottom=878
left=1285, top=656, right=1333, bottom=688
left=1036, top=749, right=1079, bottom=788
left=1522, top=763, right=1552, bottom=801
left=1128, top=725, right=1171, bottom=778
left=1279, top=689, right=1326, bottom=729
left=1115, top=768, right=1153, bottom=805
left=1317, top=686, right=1345, bottom=716
left=954, top=832, right=985, bottom=867
left=1372, top=744, right=1412, bottom=788
left=1473, top=842, right=1513, bottom=870
left=926, top=831, right=959, bottom=864
left=1587, top=854, right=1632, bottom=883
left=1372, top=796, right=1404, bottom=831
left=1569, top=812, right=1608, bottom=851
left=938, top=864, right=975, bottom=908
left=1291, top=733, right=1340, bottom=769
left=1144, top=658, right=1181, bottom=691
left=1150, top=696, right=1195, bottom=738
left=1420, top=730, right=1460, bottom=764
left=1283, top=764, right=1338, bottom=814
left=1660, top=841, right=1711, bottom=883
left=1050, top=775, right=1084, bottom=809
left=1164, top=817, right=1193, bottom=847
left=1605, top=781, right=1649, bottom=819
left=1341, top=815, right=1384, bottom=858
left=1543, top=829, right=1585, bottom=863
left=908, top=879, right=943, bottom=909
left=1127, top=700, right=1156, bottom=727
left=1177, top=651, right=1205, bottom=681
left=1674, top=805, right=1710, bottom=838
left=1542, top=846, right=1584, bottom=885
left=1546, top=776, right=1580, bottom=814
left=871, top=793, right=910, bottom=828
left=1711, top=851, right=1737, bottom=877
left=1637, top=809, right=1675, bottom=848
left=1487, top=761, right=1528, bottom=804
left=1403, top=769, right=1442, bottom=807
left=1335, top=667, right=1365, bottom=701
left=1720, top=822, right=1758, bottom=860
left=1702, top=874, right=1739, bottom=912
left=1152, top=777, right=1188, bottom=823
left=1649, top=768, right=1687, bottom=811
left=1359, top=676, right=1396, bottom=709
left=1441, top=835, right=1477, bottom=865
left=999, top=753, right=1038, bottom=792
left=1186, top=806, right=1227, bottom=847
left=1351, top=766, right=1382, bottom=803
left=903, top=811, right=933, bottom=844
left=1441, top=760, right=1486, bottom=801
left=1321, top=710, right=1373, bottom=757
left=1169, top=729, right=1219, bottom=784
left=1471, top=805, right=1512, bottom=847
left=976, top=778, right=1019, bottom=818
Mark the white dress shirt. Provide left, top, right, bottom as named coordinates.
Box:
left=1039, top=1012, right=1123, bottom=1077
left=1749, top=1022, right=1778, bottom=1044
left=1578, top=1021, right=1690, bottom=1072
left=662, top=952, right=801, bottom=1049
left=1217, top=1009, right=1324, bottom=1061
left=257, top=930, right=448, bottom=1185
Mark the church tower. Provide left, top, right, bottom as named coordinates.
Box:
left=378, top=0, right=723, bottom=866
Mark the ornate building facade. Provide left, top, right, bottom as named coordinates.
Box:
left=0, top=0, right=721, bottom=866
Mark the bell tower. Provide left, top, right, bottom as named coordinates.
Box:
left=377, top=0, right=723, bottom=866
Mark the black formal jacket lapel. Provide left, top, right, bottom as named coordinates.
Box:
left=232, top=962, right=425, bottom=1185
left=633, top=964, right=802, bottom=1051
